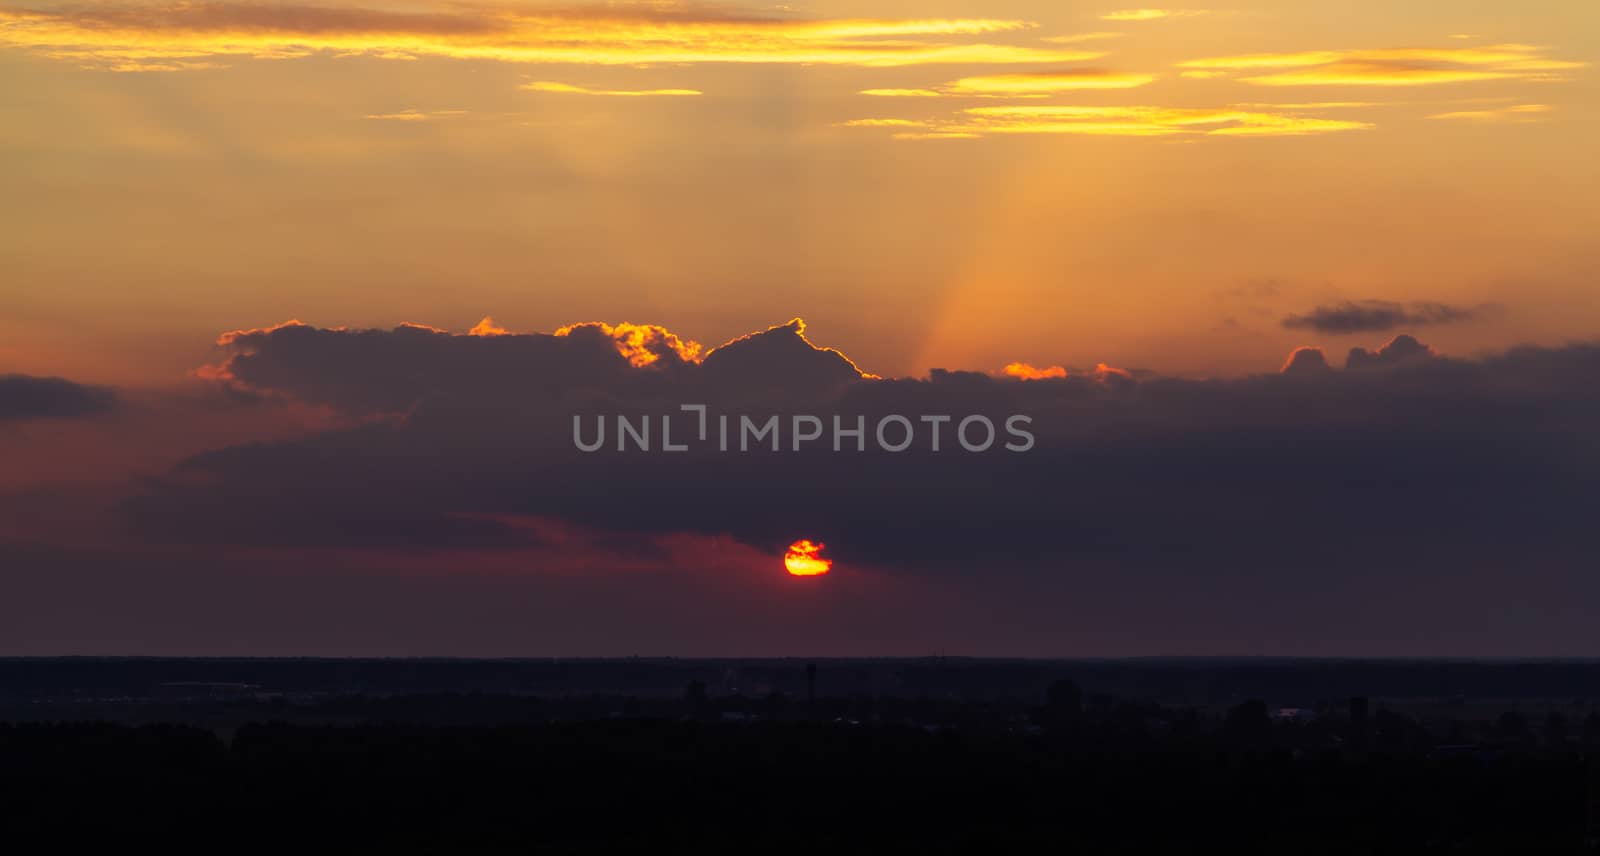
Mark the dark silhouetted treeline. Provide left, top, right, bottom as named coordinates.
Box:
left=5, top=680, right=1600, bottom=853
left=8, top=656, right=1600, bottom=704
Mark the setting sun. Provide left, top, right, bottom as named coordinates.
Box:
left=784, top=540, right=833, bottom=576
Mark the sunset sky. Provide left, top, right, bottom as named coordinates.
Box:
left=4, top=0, right=1596, bottom=383
left=2, top=1, right=1598, bottom=656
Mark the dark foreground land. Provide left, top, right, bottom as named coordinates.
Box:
left=5, top=657, right=1600, bottom=852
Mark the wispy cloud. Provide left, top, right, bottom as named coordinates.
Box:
left=1042, top=32, right=1127, bottom=44
left=1179, top=44, right=1586, bottom=86
left=844, top=104, right=1372, bottom=139
left=1281, top=300, right=1498, bottom=333
left=103, top=60, right=229, bottom=73
left=522, top=81, right=701, bottom=97
left=859, top=68, right=1155, bottom=99
left=963, top=105, right=1371, bottom=136
left=1233, top=101, right=1378, bottom=109
left=1429, top=103, right=1553, bottom=122
left=837, top=118, right=930, bottom=128
left=1101, top=9, right=1217, bottom=22
left=948, top=69, right=1158, bottom=94
left=0, top=4, right=1102, bottom=71
left=364, top=109, right=467, bottom=121
left=892, top=131, right=983, bottom=140
left=859, top=88, right=946, bottom=98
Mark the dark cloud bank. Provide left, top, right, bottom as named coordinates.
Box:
left=0, top=374, right=116, bottom=421
left=8, top=319, right=1600, bottom=654
left=148, top=322, right=1599, bottom=572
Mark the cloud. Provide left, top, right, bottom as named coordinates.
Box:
left=1281, top=300, right=1494, bottom=334
left=700, top=318, right=876, bottom=391
left=857, top=66, right=1153, bottom=100
left=1003, top=363, right=1068, bottom=380
left=947, top=69, right=1158, bottom=95
left=1345, top=333, right=1434, bottom=369
left=1279, top=346, right=1332, bottom=376
left=845, top=104, right=1371, bottom=139
left=119, top=321, right=1600, bottom=599
left=1041, top=32, right=1127, bottom=44
left=0, top=4, right=1102, bottom=71
left=554, top=321, right=705, bottom=368
left=1233, top=102, right=1378, bottom=110
left=1100, top=9, right=1217, bottom=22
left=199, top=315, right=866, bottom=415
left=364, top=109, right=467, bottom=121
left=468, top=317, right=509, bottom=337
left=1179, top=44, right=1586, bottom=86
left=200, top=318, right=667, bottom=413
left=858, top=88, right=945, bottom=98
left=104, top=59, right=229, bottom=73
left=837, top=118, right=930, bottom=128
left=1002, top=362, right=1130, bottom=382
left=0, top=374, right=117, bottom=422
left=522, top=81, right=701, bottom=97
left=1429, top=103, right=1553, bottom=122
left=891, top=131, right=982, bottom=140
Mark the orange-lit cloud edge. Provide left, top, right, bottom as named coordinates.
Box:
left=1004, top=361, right=1131, bottom=382
left=202, top=317, right=1459, bottom=384
left=208, top=316, right=1384, bottom=388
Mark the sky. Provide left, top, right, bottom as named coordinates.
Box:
left=1, top=1, right=1598, bottom=656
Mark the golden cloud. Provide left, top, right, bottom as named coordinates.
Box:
left=891, top=131, right=982, bottom=140
left=1179, top=44, right=1586, bottom=86
left=1003, top=362, right=1131, bottom=380
left=364, top=108, right=467, bottom=121
left=522, top=81, right=701, bottom=97
left=553, top=321, right=704, bottom=368
left=845, top=103, right=1372, bottom=139
left=859, top=88, right=946, bottom=97
left=1233, top=101, right=1377, bottom=109
left=0, top=4, right=1103, bottom=71
left=468, top=317, right=510, bottom=337
left=837, top=118, right=930, bottom=128
left=1429, top=103, right=1553, bottom=122
left=1100, top=9, right=1216, bottom=22
left=1003, top=362, right=1068, bottom=380
left=858, top=67, right=1154, bottom=100
left=1041, top=32, right=1127, bottom=44
left=948, top=69, right=1158, bottom=94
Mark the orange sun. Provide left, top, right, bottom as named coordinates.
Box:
left=784, top=539, right=832, bottom=576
